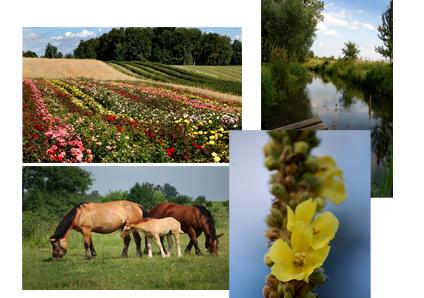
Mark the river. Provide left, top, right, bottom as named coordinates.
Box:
left=262, top=75, right=393, bottom=196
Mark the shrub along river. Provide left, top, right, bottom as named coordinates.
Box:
left=262, top=74, right=393, bottom=197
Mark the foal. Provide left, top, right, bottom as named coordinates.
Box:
left=121, top=217, right=183, bottom=257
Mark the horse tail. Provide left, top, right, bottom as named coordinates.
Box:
left=139, top=204, right=150, bottom=218
left=50, top=202, right=86, bottom=240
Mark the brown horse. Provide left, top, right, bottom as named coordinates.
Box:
left=49, top=200, right=148, bottom=260
left=147, top=203, right=223, bottom=256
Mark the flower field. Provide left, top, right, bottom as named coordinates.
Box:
left=23, top=79, right=241, bottom=163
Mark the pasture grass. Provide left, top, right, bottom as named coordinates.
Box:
left=23, top=205, right=229, bottom=290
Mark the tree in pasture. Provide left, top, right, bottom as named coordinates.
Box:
left=173, top=194, right=193, bottom=205
left=342, top=41, right=360, bottom=60
left=231, top=40, right=242, bottom=65
left=23, top=50, right=38, bottom=58
left=128, top=182, right=166, bottom=209
left=22, top=167, right=92, bottom=214
left=262, top=0, right=324, bottom=62
left=43, top=43, right=63, bottom=58
left=376, top=0, right=393, bottom=62
left=101, top=190, right=129, bottom=202
left=158, top=183, right=179, bottom=200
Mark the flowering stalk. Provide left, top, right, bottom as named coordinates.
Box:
left=262, top=130, right=347, bottom=298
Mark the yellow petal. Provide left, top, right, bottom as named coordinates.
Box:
left=320, top=177, right=347, bottom=204
left=311, top=212, right=339, bottom=249
left=295, top=199, right=317, bottom=226
left=305, top=245, right=330, bottom=270
left=290, top=225, right=313, bottom=252
left=287, top=206, right=295, bottom=231
left=315, top=156, right=343, bottom=180
left=271, top=262, right=304, bottom=282
left=268, top=239, right=294, bottom=265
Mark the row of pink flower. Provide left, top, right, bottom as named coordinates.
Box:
left=23, top=79, right=93, bottom=163
left=109, top=82, right=240, bottom=114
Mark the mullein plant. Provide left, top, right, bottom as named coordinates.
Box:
left=262, top=131, right=347, bottom=298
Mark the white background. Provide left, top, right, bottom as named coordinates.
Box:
left=0, top=0, right=423, bottom=297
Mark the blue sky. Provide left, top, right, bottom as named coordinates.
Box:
left=81, top=166, right=228, bottom=201
left=22, top=27, right=242, bottom=57
left=312, top=0, right=391, bottom=60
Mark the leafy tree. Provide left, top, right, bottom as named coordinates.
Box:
left=22, top=167, right=92, bottom=213
left=173, top=194, right=192, bottom=205
left=128, top=182, right=165, bottom=209
left=342, top=41, right=360, bottom=60
left=262, top=0, right=324, bottom=62
left=64, top=53, right=74, bottom=59
left=375, top=0, right=393, bottom=62
left=74, top=38, right=99, bottom=59
left=23, top=50, right=38, bottom=58
left=43, top=43, right=63, bottom=58
left=101, top=190, right=129, bottom=202
left=193, top=195, right=207, bottom=205
left=159, top=183, right=179, bottom=200
left=231, top=40, right=242, bottom=65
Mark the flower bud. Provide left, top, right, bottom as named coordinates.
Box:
left=308, top=268, right=327, bottom=286
left=277, top=283, right=285, bottom=295
left=268, top=130, right=286, bottom=142
left=271, top=183, right=287, bottom=199
left=282, top=136, right=292, bottom=146
left=304, top=156, right=318, bottom=172
left=266, top=214, right=280, bottom=228
left=270, top=208, right=284, bottom=223
left=264, top=254, right=274, bottom=267
left=303, top=173, right=321, bottom=191
left=265, top=156, right=280, bottom=171
left=263, top=143, right=273, bottom=157
left=294, top=141, right=309, bottom=155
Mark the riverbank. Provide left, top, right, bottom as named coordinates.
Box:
left=304, top=58, right=393, bottom=98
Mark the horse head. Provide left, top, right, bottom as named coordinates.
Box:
left=206, top=233, right=224, bottom=256
left=120, top=222, right=136, bottom=238
left=49, top=237, right=68, bottom=260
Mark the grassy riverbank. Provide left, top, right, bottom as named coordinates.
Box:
left=305, top=58, right=392, bottom=98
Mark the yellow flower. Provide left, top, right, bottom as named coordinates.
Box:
left=287, top=199, right=339, bottom=249
left=209, top=136, right=215, bottom=140
left=315, top=156, right=347, bottom=204
left=211, top=152, right=218, bottom=157
left=208, top=120, right=213, bottom=124
left=208, top=140, right=215, bottom=145
left=266, top=227, right=330, bottom=283
left=198, top=131, right=204, bottom=135
left=213, top=156, right=221, bottom=163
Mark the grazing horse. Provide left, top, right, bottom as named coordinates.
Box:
left=49, top=200, right=148, bottom=260
left=121, top=217, right=183, bottom=257
left=148, top=203, right=223, bottom=256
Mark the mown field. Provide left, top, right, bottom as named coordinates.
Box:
left=111, top=61, right=242, bottom=95
left=23, top=203, right=229, bottom=290
left=174, top=65, right=242, bottom=82
left=23, top=78, right=241, bottom=163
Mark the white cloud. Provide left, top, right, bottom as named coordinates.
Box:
left=325, top=29, right=339, bottom=36
left=51, top=29, right=96, bottom=41
left=320, top=11, right=376, bottom=32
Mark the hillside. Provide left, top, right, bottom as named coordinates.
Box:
left=23, top=58, right=136, bottom=80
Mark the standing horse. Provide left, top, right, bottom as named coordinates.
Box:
left=147, top=203, right=223, bottom=256
left=121, top=217, right=184, bottom=257
left=49, top=200, right=149, bottom=260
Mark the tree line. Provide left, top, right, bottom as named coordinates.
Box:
left=23, top=27, right=242, bottom=65
left=262, top=0, right=392, bottom=63
left=23, top=167, right=226, bottom=217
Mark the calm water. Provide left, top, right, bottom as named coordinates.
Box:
left=262, top=75, right=393, bottom=196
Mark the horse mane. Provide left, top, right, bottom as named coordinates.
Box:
left=194, top=205, right=216, bottom=238
left=138, top=204, right=150, bottom=218
left=50, top=202, right=86, bottom=239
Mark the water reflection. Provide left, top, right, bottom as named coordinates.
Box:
left=261, top=75, right=393, bottom=196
